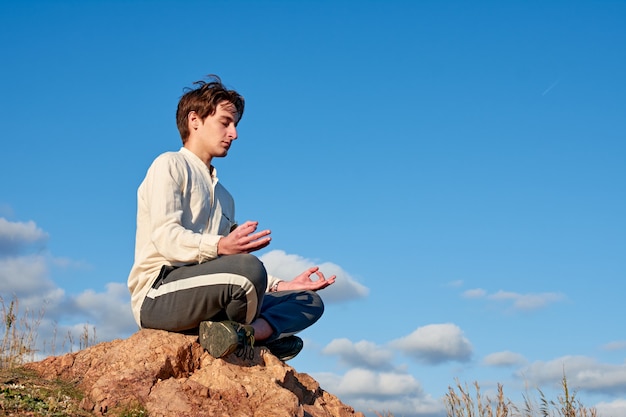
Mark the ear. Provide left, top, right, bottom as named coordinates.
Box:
left=188, top=111, right=200, bottom=130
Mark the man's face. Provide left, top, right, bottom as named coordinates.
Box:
left=193, top=101, right=239, bottom=159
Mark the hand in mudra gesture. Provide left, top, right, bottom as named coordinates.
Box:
left=282, top=266, right=336, bottom=292
left=218, top=220, right=271, bottom=255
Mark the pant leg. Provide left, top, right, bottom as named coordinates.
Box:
left=140, top=253, right=267, bottom=332
left=259, top=290, right=324, bottom=343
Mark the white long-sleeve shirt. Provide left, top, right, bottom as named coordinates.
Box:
left=127, top=147, right=279, bottom=326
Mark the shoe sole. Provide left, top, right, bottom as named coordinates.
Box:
left=199, top=321, right=239, bottom=358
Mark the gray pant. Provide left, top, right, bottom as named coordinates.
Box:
left=140, top=254, right=324, bottom=342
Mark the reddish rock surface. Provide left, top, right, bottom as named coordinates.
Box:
left=25, top=329, right=364, bottom=417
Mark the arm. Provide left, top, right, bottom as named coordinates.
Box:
left=144, top=154, right=272, bottom=264
left=142, top=154, right=209, bottom=263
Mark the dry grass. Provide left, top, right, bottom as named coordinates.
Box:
left=1, top=295, right=97, bottom=369
left=520, top=376, right=597, bottom=417
left=0, top=295, right=115, bottom=416
left=1, top=295, right=43, bottom=369
left=445, top=381, right=511, bottom=417
left=443, top=376, right=598, bottom=417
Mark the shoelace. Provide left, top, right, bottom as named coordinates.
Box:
left=234, top=325, right=255, bottom=360
left=235, top=344, right=255, bottom=360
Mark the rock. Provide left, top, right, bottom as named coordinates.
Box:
left=25, top=329, right=364, bottom=417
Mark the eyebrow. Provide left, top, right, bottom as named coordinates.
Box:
left=218, top=103, right=240, bottom=123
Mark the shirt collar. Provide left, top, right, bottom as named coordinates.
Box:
left=179, top=147, right=218, bottom=180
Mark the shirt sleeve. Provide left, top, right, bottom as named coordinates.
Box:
left=266, top=274, right=283, bottom=292
left=142, top=154, right=219, bottom=264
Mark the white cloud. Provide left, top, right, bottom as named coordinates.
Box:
left=602, top=341, right=626, bottom=351
left=483, top=351, right=527, bottom=367
left=390, top=323, right=472, bottom=365
left=519, top=356, right=626, bottom=395
left=329, top=368, right=421, bottom=396
left=463, top=287, right=566, bottom=312
left=314, top=369, right=444, bottom=417
left=0, top=217, right=48, bottom=255
left=3, top=279, right=136, bottom=358
left=0, top=254, right=54, bottom=295
left=463, top=288, right=486, bottom=298
left=489, top=290, right=565, bottom=311
left=0, top=218, right=60, bottom=304
left=0, top=218, right=135, bottom=357
left=72, top=282, right=138, bottom=337
left=595, top=398, right=626, bottom=417
left=259, top=249, right=369, bottom=302
left=322, top=338, right=395, bottom=370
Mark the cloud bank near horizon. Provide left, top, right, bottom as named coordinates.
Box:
left=2, top=215, right=626, bottom=417
left=0, top=217, right=367, bottom=352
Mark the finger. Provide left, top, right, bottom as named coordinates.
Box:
left=244, top=237, right=271, bottom=252
left=252, top=229, right=271, bottom=238
left=244, top=231, right=270, bottom=245
left=238, top=221, right=258, bottom=233
left=243, top=233, right=271, bottom=245
left=238, top=229, right=270, bottom=245
left=321, top=275, right=336, bottom=286
left=314, top=275, right=336, bottom=291
left=314, top=271, right=325, bottom=281
left=307, top=266, right=320, bottom=277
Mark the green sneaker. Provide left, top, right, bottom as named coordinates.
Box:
left=198, top=320, right=255, bottom=358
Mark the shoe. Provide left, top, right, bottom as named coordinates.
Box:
left=263, top=335, right=303, bottom=361
left=198, top=320, right=255, bottom=358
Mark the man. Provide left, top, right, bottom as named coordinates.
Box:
left=127, top=75, right=335, bottom=361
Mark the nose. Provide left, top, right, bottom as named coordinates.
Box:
left=228, top=126, right=238, bottom=140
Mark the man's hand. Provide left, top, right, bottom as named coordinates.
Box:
left=218, top=220, right=271, bottom=255
left=281, top=266, right=336, bottom=291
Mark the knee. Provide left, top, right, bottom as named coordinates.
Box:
left=235, top=253, right=267, bottom=289
left=301, top=290, right=325, bottom=321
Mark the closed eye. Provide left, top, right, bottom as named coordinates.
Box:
left=220, top=116, right=234, bottom=127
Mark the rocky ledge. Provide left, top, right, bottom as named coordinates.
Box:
left=25, top=329, right=364, bottom=417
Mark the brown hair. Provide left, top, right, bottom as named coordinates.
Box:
left=176, top=75, right=245, bottom=143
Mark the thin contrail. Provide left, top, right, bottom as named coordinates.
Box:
left=542, top=79, right=560, bottom=96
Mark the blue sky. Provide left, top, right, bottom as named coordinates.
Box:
left=1, top=1, right=625, bottom=416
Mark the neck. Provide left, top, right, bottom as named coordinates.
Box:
left=184, top=143, right=212, bottom=168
